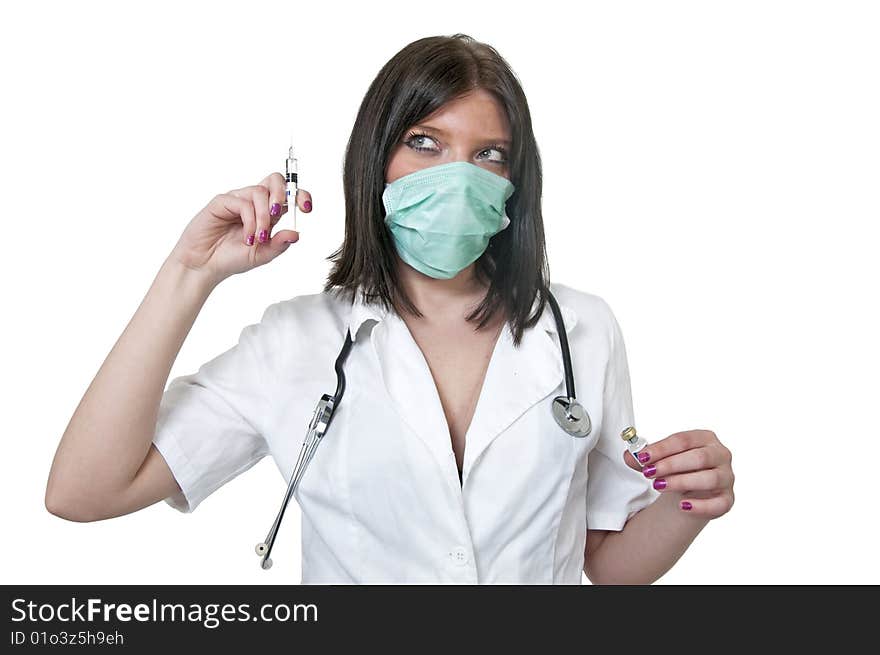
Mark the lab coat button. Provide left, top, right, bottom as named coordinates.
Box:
left=449, top=547, right=469, bottom=566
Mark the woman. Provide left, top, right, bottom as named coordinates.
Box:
left=46, top=34, right=735, bottom=584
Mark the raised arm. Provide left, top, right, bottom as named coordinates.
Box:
left=45, top=173, right=311, bottom=521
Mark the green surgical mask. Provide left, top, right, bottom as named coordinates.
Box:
left=382, top=161, right=516, bottom=279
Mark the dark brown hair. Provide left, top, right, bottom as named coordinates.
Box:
left=323, top=33, right=551, bottom=347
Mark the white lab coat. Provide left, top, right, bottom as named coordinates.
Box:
left=152, top=281, right=659, bottom=584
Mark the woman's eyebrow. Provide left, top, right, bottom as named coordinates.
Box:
left=413, top=123, right=511, bottom=146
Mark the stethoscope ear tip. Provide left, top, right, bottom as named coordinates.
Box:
left=255, top=542, right=273, bottom=569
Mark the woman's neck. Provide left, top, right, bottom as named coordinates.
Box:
left=395, top=253, right=487, bottom=318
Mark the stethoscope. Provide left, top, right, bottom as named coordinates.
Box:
left=254, top=289, right=589, bottom=569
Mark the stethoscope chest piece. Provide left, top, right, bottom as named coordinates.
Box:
left=551, top=396, right=591, bottom=438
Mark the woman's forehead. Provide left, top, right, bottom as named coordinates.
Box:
left=418, top=90, right=511, bottom=140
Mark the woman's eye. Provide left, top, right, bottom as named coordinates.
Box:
left=479, top=147, right=508, bottom=164
left=406, top=134, right=439, bottom=152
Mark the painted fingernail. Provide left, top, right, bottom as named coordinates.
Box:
left=681, top=501, right=693, bottom=511
left=638, top=451, right=651, bottom=464
left=246, top=234, right=255, bottom=246
left=304, top=200, right=312, bottom=212
left=270, top=203, right=281, bottom=217
left=653, top=478, right=667, bottom=490
left=258, top=229, right=268, bottom=243
left=642, top=465, right=656, bottom=478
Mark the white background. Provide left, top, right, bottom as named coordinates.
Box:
left=2, top=0, right=877, bottom=585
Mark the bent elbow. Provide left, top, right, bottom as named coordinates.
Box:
left=44, top=489, right=104, bottom=523
left=45, top=495, right=83, bottom=522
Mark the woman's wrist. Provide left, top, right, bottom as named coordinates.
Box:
left=160, top=253, right=222, bottom=299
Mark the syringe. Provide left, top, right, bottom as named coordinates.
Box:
left=284, top=139, right=298, bottom=231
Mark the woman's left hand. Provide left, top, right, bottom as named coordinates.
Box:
left=625, top=429, right=735, bottom=518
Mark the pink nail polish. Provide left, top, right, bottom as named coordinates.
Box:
left=642, top=465, right=656, bottom=478
left=681, top=501, right=693, bottom=511
left=638, top=451, right=651, bottom=464
left=653, top=478, right=667, bottom=490
left=304, top=200, right=312, bottom=212
left=246, top=234, right=255, bottom=246
left=270, top=203, right=281, bottom=217
left=259, top=229, right=268, bottom=242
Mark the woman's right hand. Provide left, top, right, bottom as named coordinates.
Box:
left=169, top=172, right=313, bottom=286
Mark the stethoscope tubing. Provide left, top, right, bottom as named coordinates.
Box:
left=256, top=332, right=354, bottom=568
left=545, top=291, right=576, bottom=400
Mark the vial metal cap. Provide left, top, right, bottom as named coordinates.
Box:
left=620, top=426, right=637, bottom=441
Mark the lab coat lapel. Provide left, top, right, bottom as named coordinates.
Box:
left=461, top=300, right=578, bottom=486
left=347, top=290, right=456, bottom=470
left=370, top=311, right=460, bottom=474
